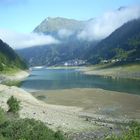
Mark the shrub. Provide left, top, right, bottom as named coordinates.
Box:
left=0, top=118, right=67, bottom=140
left=54, top=130, right=66, bottom=140
left=0, top=96, right=67, bottom=140
left=7, top=96, right=20, bottom=114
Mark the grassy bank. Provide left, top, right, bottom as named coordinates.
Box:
left=0, top=68, right=21, bottom=86
left=2, top=80, right=23, bottom=87
left=106, top=121, right=140, bottom=140
left=0, top=69, right=29, bottom=87
left=0, top=67, right=21, bottom=75
left=89, top=62, right=140, bottom=71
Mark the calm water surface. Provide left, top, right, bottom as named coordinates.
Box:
left=20, top=68, right=140, bottom=95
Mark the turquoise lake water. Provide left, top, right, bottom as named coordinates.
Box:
left=20, top=68, right=140, bottom=95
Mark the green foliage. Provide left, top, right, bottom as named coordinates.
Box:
left=0, top=135, right=7, bottom=140
left=115, top=48, right=128, bottom=59
left=0, top=106, right=67, bottom=140
left=54, top=130, right=66, bottom=140
left=128, top=38, right=140, bottom=47
left=0, top=108, right=7, bottom=125
left=0, top=39, right=27, bottom=72
left=0, top=118, right=67, bottom=140
left=7, top=96, right=20, bottom=114
left=3, top=80, right=22, bottom=87
left=106, top=121, right=140, bottom=140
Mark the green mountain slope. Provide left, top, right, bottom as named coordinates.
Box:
left=87, top=19, right=140, bottom=64
left=0, top=39, right=27, bottom=71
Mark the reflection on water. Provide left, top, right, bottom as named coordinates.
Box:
left=20, top=68, right=140, bottom=95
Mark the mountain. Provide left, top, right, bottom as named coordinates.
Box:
left=17, top=40, right=94, bottom=66
left=0, top=39, right=27, bottom=71
left=34, top=17, right=85, bottom=35
left=17, top=18, right=140, bottom=66
left=87, top=19, right=140, bottom=64
left=17, top=17, right=97, bottom=66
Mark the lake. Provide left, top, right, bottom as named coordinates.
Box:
left=20, top=68, right=140, bottom=95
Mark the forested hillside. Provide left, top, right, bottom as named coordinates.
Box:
left=0, top=39, right=27, bottom=71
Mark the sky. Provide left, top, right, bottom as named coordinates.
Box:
left=0, top=0, right=140, bottom=49
left=0, top=0, right=140, bottom=32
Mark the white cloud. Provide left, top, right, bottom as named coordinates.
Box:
left=0, top=6, right=140, bottom=48
left=0, top=29, right=59, bottom=49
left=78, top=6, right=140, bottom=41
left=57, top=29, right=74, bottom=38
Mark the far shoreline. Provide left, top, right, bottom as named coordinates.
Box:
left=79, top=63, right=140, bottom=80
left=44, top=62, right=140, bottom=80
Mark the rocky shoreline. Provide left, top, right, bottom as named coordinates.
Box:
left=1, top=85, right=140, bottom=139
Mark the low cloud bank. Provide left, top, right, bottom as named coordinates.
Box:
left=57, top=29, right=74, bottom=39
left=0, top=29, right=59, bottom=49
left=0, top=6, right=140, bottom=49
left=78, top=6, right=140, bottom=41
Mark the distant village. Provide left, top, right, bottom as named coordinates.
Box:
left=59, top=59, right=86, bottom=66
left=59, top=57, right=140, bottom=66
left=56, top=58, right=140, bottom=67
left=101, top=58, right=140, bottom=64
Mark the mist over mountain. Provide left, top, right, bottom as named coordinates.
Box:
left=17, top=39, right=96, bottom=66
left=16, top=6, right=140, bottom=66
left=17, top=17, right=97, bottom=66
left=77, top=6, right=140, bottom=41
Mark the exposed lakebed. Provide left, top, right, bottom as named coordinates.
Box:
left=20, top=67, right=140, bottom=122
